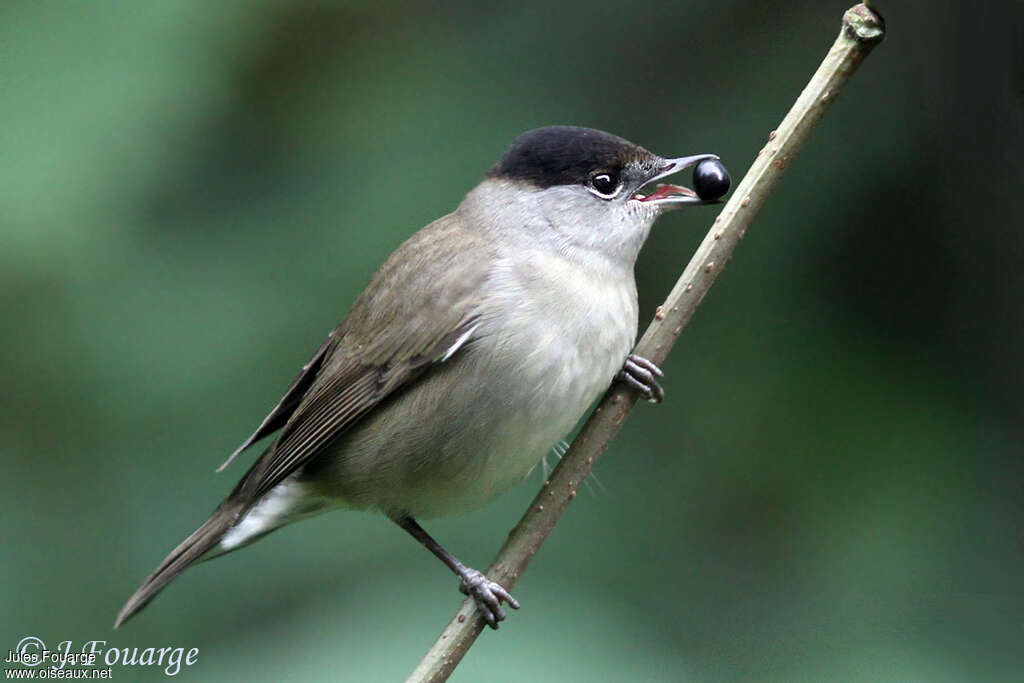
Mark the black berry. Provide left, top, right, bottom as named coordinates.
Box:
left=693, top=159, right=730, bottom=201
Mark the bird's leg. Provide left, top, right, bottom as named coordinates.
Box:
left=617, top=353, right=665, bottom=403
left=393, top=515, right=519, bottom=629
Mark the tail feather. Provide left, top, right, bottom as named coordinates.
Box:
left=114, top=503, right=241, bottom=628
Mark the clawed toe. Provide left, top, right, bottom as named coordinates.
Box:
left=459, top=568, right=520, bottom=629
left=618, top=354, right=665, bottom=403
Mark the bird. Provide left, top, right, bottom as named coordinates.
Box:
left=115, top=125, right=726, bottom=630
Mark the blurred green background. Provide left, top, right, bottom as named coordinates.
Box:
left=3, top=1, right=1022, bottom=681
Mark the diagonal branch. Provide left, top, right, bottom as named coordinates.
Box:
left=407, top=5, right=885, bottom=681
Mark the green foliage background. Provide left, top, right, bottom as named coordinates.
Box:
left=2, top=1, right=1021, bottom=681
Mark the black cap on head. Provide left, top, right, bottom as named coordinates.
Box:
left=488, top=126, right=655, bottom=189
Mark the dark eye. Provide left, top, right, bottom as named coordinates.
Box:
left=588, top=171, right=620, bottom=198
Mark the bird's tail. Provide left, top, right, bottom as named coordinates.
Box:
left=114, top=502, right=243, bottom=628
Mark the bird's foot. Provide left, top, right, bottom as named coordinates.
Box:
left=618, top=354, right=665, bottom=403
left=458, top=567, right=520, bottom=629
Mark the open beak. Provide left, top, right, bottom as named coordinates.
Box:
left=632, top=154, right=720, bottom=209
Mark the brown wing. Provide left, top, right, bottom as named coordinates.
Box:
left=227, top=213, right=491, bottom=503
left=217, top=334, right=333, bottom=472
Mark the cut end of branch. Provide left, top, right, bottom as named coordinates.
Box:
left=843, top=3, right=886, bottom=44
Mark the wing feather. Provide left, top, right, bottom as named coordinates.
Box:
left=227, top=214, right=491, bottom=504
left=217, top=335, right=334, bottom=471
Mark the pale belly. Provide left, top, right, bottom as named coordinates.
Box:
left=301, top=265, right=638, bottom=518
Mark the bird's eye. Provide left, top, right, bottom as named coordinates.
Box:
left=588, top=172, right=621, bottom=198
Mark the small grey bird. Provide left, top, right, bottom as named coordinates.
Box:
left=115, top=126, right=722, bottom=629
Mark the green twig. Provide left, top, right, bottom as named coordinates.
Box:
left=407, top=5, right=885, bottom=681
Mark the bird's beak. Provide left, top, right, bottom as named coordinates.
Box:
left=632, top=154, right=720, bottom=209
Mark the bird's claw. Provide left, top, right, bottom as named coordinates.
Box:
left=458, top=567, right=520, bottom=629
left=618, top=354, right=665, bottom=403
